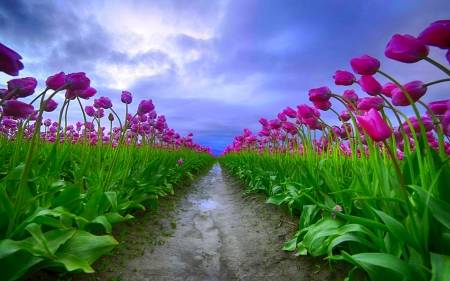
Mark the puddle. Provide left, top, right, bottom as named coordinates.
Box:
left=196, top=199, right=219, bottom=210
left=210, top=163, right=221, bottom=174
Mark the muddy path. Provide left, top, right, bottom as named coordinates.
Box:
left=28, top=163, right=358, bottom=281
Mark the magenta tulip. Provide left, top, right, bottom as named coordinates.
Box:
left=137, top=100, right=155, bottom=115
left=278, top=112, right=287, bottom=121
left=358, top=75, right=382, bottom=96
left=385, top=34, right=429, bottom=63
left=312, top=100, right=332, bottom=111
left=46, top=72, right=66, bottom=90
left=283, top=106, right=297, bottom=118
left=85, top=106, right=96, bottom=117
left=342, top=89, right=359, bottom=103
left=428, top=99, right=450, bottom=116
left=391, top=81, right=427, bottom=106
left=178, top=158, right=183, bottom=165
left=443, top=110, right=450, bottom=137
left=381, top=82, right=398, bottom=97
left=308, top=86, right=331, bottom=102
left=333, top=70, right=356, bottom=85
left=350, top=55, right=380, bottom=75
left=259, top=117, right=268, bottom=126
left=64, top=72, right=90, bottom=91
left=2, top=100, right=35, bottom=119
left=7, top=77, right=38, bottom=98
left=94, top=96, right=112, bottom=109
left=268, top=119, right=282, bottom=129
left=357, top=97, right=385, bottom=111
left=296, top=104, right=315, bottom=118
left=121, top=91, right=133, bottom=104
left=44, top=99, right=58, bottom=112
left=418, top=20, right=450, bottom=49
left=403, top=115, right=434, bottom=134
left=356, top=108, right=392, bottom=142
left=339, top=110, right=351, bottom=122
left=0, top=43, right=24, bottom=76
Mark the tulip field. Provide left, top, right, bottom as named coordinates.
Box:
left=220, top=21, right=450, bottom=281
left=1, top=19, right=450, bottom=281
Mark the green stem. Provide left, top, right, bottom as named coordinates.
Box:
left=423, top=57, right=450, bottom=77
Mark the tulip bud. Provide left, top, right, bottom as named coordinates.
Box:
left=358, top=75, right=382, bottom=96
left=385, top=34, right=429, bottom=63
left=350, top=54, right=380, bottom=75
left=333, top=70, right=356, bottom=86
left=391, top=81, right=427, bottom=106
left=121, top=91, right=133, bottom=104
left=417, top=20, right=450, bottom=49
left=0, top=42, right=24, bottom=76
left=46, top=72, right=66, bottom=90
left=356, top=108, right=392, bottom=142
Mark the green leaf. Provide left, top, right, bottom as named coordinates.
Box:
left=266, top=191, right=291, bottom=205
left=104, top=191, right=118, bottom=213
left=351, top=252, right=414, bottom=280
left=410, top=185, right=450, bottom=229
left=430, top=252, right=450, bottom=281
left=56, top=230, right=118, bottom=264
left=0, top=239, right=44, bottom=258
left=372, top=208, right=422, bottom=253
left=38, top=252, right=94, bottom=273
left=327, top=233, right=378, bottom=256
left=282, top=237, right=297, bottom=251
left=102, top=213, right=134, bottom=227
left=91, top=215, right=112, bottom=234
left=24, top=223, right=53, bottom=259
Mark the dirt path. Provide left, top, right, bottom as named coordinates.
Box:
left=28, top=163, right=356, bottom=281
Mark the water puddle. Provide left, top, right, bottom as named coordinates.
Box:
left=195, top=199, right=219, bottom=210
left=210, top=163, right=221, bottom=174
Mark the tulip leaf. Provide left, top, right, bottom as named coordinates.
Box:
left=410, top=185, right=450, bottom=229
left=430, top=252, right=450, bottom=281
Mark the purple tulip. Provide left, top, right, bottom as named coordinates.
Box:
left=357, top=97, right=385, bottom=111
left=358, top=75, right=382, bottom=96
left=283, top=106, right=297, bottom=118
left=94, top=96, right=113, bottom=109
left=350, top=54, right=380, bottom=76
left=342, top=89, right=359, bottom=103
left=356, top=108, right=392, bottom=142
left=417, top=20, right=450, bottom=49
left=312, top=100, right=332, bottom=111
left=2, top=100, right=35, bottom=119
left=296, top=104, right=315, bottom=118
left=333, top=70, right=356, bottom=86
left=308, top=86, right=331, bottom=102
left=178, top=158, right=183, bottom=165
left=85, top=106, right=96, bottom=117
left=268, top=119, right=282, bottom=130
left=278, top=112, right=287, bottom=121
left=44, top=99, right=58, bottom=112
left=381, top=82, right=398, bottom=98
left=339, top=110, right=351, bottom=122
left=46, top=72, right=66, bottom=90
left=385, top=34, right=429, bottom=63
left=443, top=110, right=450, bottom=137
left=331, top=205, right=344, bottom=219
left=64, top=72, right=90, bottom=91
left=259, top=117, right=268, bottom=126
left=0, top=43, right=24, bottom=76
left=137, top=100, right=155, bottom=115
left=391, top=81, right=427, bottom=106
left=403, top=115, right=434, bottom=135
left=427, top=99, right=450, bottom=116
left=7, top=77, right=38, bottom=98
left=121, top=91, right=133, bottom=104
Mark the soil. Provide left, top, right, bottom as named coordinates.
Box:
left=26, top=162, right=363, bottom=281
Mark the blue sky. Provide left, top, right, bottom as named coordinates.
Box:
left=1, top=0, right=449, bottom=155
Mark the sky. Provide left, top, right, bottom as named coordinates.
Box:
left=1, top=0, right=449, bottom=155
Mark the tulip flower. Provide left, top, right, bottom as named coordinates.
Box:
left=7, top=77, right=38, bottom=98
left=46, top=72, right=66, bottom=90
left=0, top=42, right=24, bottom=76
left=268, top=119, right=282, bottom=129
left=65, top=72, right=90, bottom=91
left=350, top=54, right=380, bottom=75
left=356, top=108, right=392, bottom=142
left=283, top=106, right=297, bottom=118
left=2, top=100, right=35, bottom=119
left=357, top=97, right=385, bottom=111
left=342, top=89, right=359, bottom=103
left=446, top=50, right=450, bottom=64
left=358, top=75, right=382, bottom=96
left=138, top=100, right=155, bottom=115
left=333, top=70, right=356, bottom=85
left=427, top=99, right=450, bottom=116
left=381, top=82, right=398, bottom=97
left=178, top=158, right=183, bottom=165
left=94, top=96, right=113, bottom=109
left=417, top=20, right=450, bottom=49
left=85, top=106, right=96, bottom=117
left=121, top=91, right=133, bottom=104
left=385, top=34, right=429, bottom=63
left=278, top=112, right=287, bottom=121
left=259, top=117, right=268, bottom=126
left=403, top=115, right=434, bottom=135
left=391, top=80, right=427, bottom=106
left=297, top=104, right=315, bottom=118
left=308, top=86, right=331, bottom=102
left=443, top=110, right=450, bottom=137
left=339, top=110, right=351, bottom=122
left=312, top=100, right=332, bottom=111
left=44, top=99, right=58, bottom=112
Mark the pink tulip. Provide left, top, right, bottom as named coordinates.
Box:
left=283, top=106, right=297, bottom=118
left=391, top=81, right=427, bottom=106
left=356, top=108, right=392, bottom=142
left=296, top=104, right=315, bottom=118
left=333, top=70, right=356, bottom=85
left=350, top=54, right=380, bottom=75
left=312, top=100, right=332, bottom=111
left=358, top=75, right=382, bottom=96
left=427, top=99, right=450, bottom=116
left=85, top=106, right=96, bottom=117
left=342, top=89, right=359, bottom=103
left=418, top=20, right=450, bottom=49
left=385, top=34, right=429, bottom=63
left=259, top=117, right=268, bottom=126
left=339, top=110, right=351, bottom=122
left=402, top=115, right=434, bottom=135
left=0, top=43, right=24, bottom=76
left=2, top=100, right=35, bottom=119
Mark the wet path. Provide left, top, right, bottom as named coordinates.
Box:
left=93, top=163, right=353, bottom=281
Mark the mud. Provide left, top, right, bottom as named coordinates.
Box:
left=27, top=163, right=361, bottom=281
